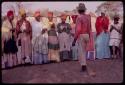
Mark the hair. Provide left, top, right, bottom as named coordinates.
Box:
left=51, top=23, right=55, bottom=29
left=41, top=29, right=47, bottom=34
left=78, top=9, right=85, bottom=14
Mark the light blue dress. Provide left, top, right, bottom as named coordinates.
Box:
left=95, top=31, right=110, bottom=59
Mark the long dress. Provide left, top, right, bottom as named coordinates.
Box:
left=48, top=29, right=60, bottom=62
left=2, top=19, right=18, bottom=68
left=16, top=19, right=32, bottom=64
left=95, top=31, right=110, bottom=59
left=33, top=33, right=49, bottom=64
left=95, top=16, right=110, bottom=59
left=31, top=19, right=43, bottom=64
left=57, top=23, right=71, bottom=61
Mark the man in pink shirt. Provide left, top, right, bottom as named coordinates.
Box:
left=72, top=3, right=92, bottom=72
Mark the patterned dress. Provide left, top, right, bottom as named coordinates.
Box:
left=16, top=19, right=32, bottom=64
left=2, top=19, right=18, bottom=68
left=31, top=19, right=43, bottom=64
left=48, top=29, right=60, bottom=62
left=33, top=33, right=49, bottom=64
left=57, top=23, right=71, bottom=61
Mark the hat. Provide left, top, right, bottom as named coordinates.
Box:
left=19, top=8, right=26, bottom=16
left=77, top=3, right=86, bottom=11
left=34, top=11, right=41, bottom=17
left=7, top=10, right=14, bottom=17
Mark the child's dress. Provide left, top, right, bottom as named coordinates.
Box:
left=33, top=33, right=49, bottom=64
left=48, top=29, right=60, bottom=62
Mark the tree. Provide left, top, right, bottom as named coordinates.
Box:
left=95, top=1, right=123, bottom=20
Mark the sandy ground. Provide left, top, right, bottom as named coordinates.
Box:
left=2, top=59, right=123, bottom=84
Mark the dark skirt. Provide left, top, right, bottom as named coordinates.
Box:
left=4, top=38, right=18, bottom=54
left=48, top=43, right=59, bottom=50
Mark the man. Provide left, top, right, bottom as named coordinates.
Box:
left=72, top=3, right=92, bottom=72
left=57, top=13, right=71, bottom=61
left=2, top=10, right=18, bottom=68
left=95, top=11, right=110, bottom=59
left=16, top=8, right=32, bottom=64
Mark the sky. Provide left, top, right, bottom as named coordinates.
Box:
left=2, top=1, right=105, bottom=16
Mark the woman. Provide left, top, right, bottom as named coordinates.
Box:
left=57, top=13, right=71, bottom=61
left=16, top=8, right=32, bottom=64
left=2, top=10, right=18, bottom=68
left=95, top=11, right=110, bottom=59
left=109, top=15, right=122, bottom=59
left=31, top=11, right=44, bottom=64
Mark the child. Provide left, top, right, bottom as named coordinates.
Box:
left=33, top=29, right=49, bottom=64
left=109, top=15, right=122, bottom=59
left=48, top=24, right=60, bottom=63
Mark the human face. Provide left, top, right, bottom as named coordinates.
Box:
left=114, top=19, right=119, bottom=24
left=9, top=15, right=14, bottom=21
left=35, top=16, right=41, bottom=22
left=22, top=13, right=26, bottom=20
left=48, top=17, right=53, bottom=22
left=101, top=12, right=105, bottom=17
left=61, top=16, right=66, bottom=23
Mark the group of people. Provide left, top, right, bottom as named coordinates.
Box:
left=2, top=3, right=123, bottom=74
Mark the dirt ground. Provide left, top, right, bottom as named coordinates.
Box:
left=2, top=59, right=123, bottom=84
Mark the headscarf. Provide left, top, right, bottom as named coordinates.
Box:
left=34, top=11, right=41, bottom=17
left=7, top=10, right=14, bottom=17
left=19, top=8, right=26, bottom=16
left=71, top=15, right=78, bottom=23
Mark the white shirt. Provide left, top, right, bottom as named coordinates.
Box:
left=110, top=23, right=122, bottom=40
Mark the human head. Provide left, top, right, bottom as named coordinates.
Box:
left=19, top=8, right=26, bottom=20
left=61, top=13, right=67, bottom=23
left=71, top=15, right=78, bottom=23
left=114, top=15, right=120, bottom=24
left=101, top=10, right=106, bottom=17
left=77, top=3, right=86, bottom=14
left=34, top=11, right=41, bottom=22
left=51, top=23, right=55, bottom=30
left=48, top=11, right=53, bottom=22
left=7, top=10, right=14, bottom=21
